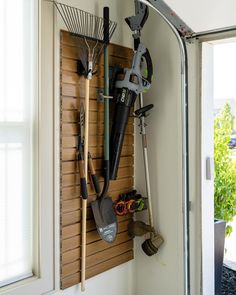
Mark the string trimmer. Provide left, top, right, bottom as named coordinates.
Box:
left=125, top=0, right=164, bottom=256
left=128, top=99, right=164, bottom=256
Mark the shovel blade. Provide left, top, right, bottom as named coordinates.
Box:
left=91, top=196, right=117, bottom=243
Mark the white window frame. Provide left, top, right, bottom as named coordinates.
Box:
left=187, top=30, right=236, bottom=295
left=0, top=1, right=55, bottom=294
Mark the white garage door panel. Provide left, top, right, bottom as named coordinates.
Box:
left=164, top=0, right=236, bottom=33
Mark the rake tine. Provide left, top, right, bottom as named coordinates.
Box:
left=75, top=8, right=80, bottom=35
left=61, top=4, right=73, bottom=33
left=54, top=3, right=69, bottom=33
left=70, top=9, right=77, bottom=33
left=52, top=1, right=117, bottom=43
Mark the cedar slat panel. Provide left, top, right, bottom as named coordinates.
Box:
left=61, top=166, right=133, bottom=188
left=62, top=219, right=131, bottom=245
left=62, top=219, right=131, bottom=253
left=62, top=110, right=103, bottom=123
left=61, top=83, right=99, bottom=99
left=62, top=209, right=132, bottom=231
left=62, top=188, right=133, bottom=214
left=61, top=156, right=133, bottom=174
left=86, top=240, right=133, bottom=269
left=62, top=218, right=96, bottom=240
left=60, top=30, right=134, bottom=289
left=61, top=145, right=134, bottom=161
left=62, top=71, right=103, bottom=87
left=61, top=110, right=134, bottom=125
left=61, top=231, right=132, bottom=266
left=61, top=45, right=131, bottom=68
left=61, top=31, right=133, bottom=60
left=61, top=134, right=133, bottom=149
left=61, top=210, right=82, bottom=227
left=61, top=250, right=133, bottom=289
left=86, top=251, right=133, bottom=279
left=61, top=177, right=134, bottom=201
left=61, top=121, right=133, bottom=136
left=62, top=240, right=133, bottom=278
left=62, top=97, right=101, bottom=111
left=61, top=58, right=130, bottom=80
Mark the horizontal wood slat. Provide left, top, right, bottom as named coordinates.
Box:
left=61, top=177, right=134, bottom=201
left=61, top=250, right=133, bottom=290
left=60, top=30, right=134, bottom=289
left=62, top=97, right=101, bottom=111
left=61, top=134, right=133, bottom=149
left=61, top=122, right=133, bottom=136
left=61, top=156, right=133, bottom=174
left=61, top=219, right=131, bottom=253
left=61, top=166, right=133, bottom=188
left=62, top=218, right=131, bottom=243
left=61, top=145, right=134, bottom=161
left=61, top=31, right=133, bottom=60
left=61, top=45, right=132, bottom=68
left=62, top=208, right=132, bottom=229
left=61, top=230, right=133, bottom=266
left=61, top=240, right=133, bottom=278
left=61, top=188, right=134, bottom=214
left=61, top=110, right=134, bottom=125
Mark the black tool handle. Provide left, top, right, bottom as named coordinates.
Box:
left=135, top=104, right=154, bottom=117
left=110, top=89, right=137, bottom=180
left=78, top=157, right=88, bottom=200
left=88, top=152, right=101, bottom=195
left=103, top=7, right=110, bottom=44
left=142, top=48, right=153, bottom=84
left=110, top=103, right=130, bottom=180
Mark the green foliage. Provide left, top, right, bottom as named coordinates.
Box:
left=214, top=103, right=236, bottom=236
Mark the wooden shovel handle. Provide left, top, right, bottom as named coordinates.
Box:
left=81, top=78, right=90, bottom=292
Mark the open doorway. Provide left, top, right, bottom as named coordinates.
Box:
left=201, top=38, right=236, bottom=295
left=213, top=40, right=236, bottom=294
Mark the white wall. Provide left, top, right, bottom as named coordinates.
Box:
left=133, top=10, right=185, bottom=295
left=164, top=0, right=236, bottom=33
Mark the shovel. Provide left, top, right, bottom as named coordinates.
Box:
left=91, top=7, right=117, bottom=243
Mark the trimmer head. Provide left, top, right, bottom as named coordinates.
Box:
left=91, top=196, right=117, bottom=243
left=141, top=234, right=164, bottom=256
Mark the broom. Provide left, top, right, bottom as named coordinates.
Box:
left=51, top=1, right=117, bottom=290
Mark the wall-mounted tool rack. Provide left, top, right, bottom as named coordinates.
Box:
left=60, top=30, right=134, bottom=289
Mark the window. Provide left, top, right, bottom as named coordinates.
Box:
left=0, top=0, right=36, bottom=287
left=0, top=1, right=54, bottom=293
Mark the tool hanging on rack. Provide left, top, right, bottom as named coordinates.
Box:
left=77, top=102, right=101, bottom=200
left=124, top=0, right=164, bottom=256
left=114, top=190, right=146, bottom=216
left=109, top=42, right=153, bottom=180
left=91, top=7, right=118, bottom=244
left=128, top=100, right=164, bottom=256
left=51, top=1, right=117, bottom=290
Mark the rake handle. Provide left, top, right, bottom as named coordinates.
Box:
left=81, top=78, right=90, bottom=292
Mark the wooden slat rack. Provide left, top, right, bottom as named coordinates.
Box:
left=60, top=30, right=134, bottom=289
